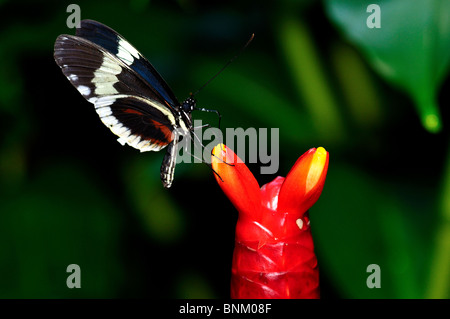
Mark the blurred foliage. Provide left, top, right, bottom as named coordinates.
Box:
left=325, top=0, right=450, bottom=133
left=0, top=0, right=449, bottom=299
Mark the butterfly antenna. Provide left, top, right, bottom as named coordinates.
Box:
left=191, top=33, right=255, bottom=96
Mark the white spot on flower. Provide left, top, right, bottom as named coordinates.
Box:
left=296, top=218, right=303, bottom=230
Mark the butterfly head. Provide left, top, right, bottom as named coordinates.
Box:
left=182, top=96, right=196, bottom=113
left=178, top=96, right=196, bottom=131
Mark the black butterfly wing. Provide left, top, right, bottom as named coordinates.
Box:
left=54, top=34, right=179, bottom=152
left=75, top=19, right=179, bottom=109
left=95, top=94, right=176, bottom=151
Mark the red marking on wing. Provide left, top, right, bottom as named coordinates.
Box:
left=123, top=108, right=144, bottom=115
left=149, top=119, right=174, bottom=144
left=164, top=100, right=171, bottom=108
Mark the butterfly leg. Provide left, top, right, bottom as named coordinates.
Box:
left=194, top=107, right=222, bottom=129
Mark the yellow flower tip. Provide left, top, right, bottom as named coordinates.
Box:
left=211, top=143, right=243, bottom=165
left=212, top=143, right=226, bottom=160
left=305, top=147, right=328, bottom=194
left=315, top=147, right=327, bottom=157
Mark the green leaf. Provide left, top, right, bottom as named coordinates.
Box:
left=325, top=0, right=450, bottom=132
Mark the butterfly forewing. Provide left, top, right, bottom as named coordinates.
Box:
left=54, top=33, right=181, bottom=153
left=54, top=35, right=170, bottom=106
left=75, top=20, right=179, bottom=108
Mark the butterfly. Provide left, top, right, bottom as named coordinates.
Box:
left=54, top=20, right=218, bottom=188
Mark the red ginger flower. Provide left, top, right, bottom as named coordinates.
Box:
left=211, top=144, right=329, bottom=299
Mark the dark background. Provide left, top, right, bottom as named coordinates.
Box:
left=0, top=0, right=449, bottom=298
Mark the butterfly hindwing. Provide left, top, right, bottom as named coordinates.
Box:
left=95, top=94, right=175, bottom=152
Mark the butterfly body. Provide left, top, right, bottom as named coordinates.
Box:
left=54, top=20, right=198, bottom=188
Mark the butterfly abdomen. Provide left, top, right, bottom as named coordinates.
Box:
left=160, top=141, right=177, bottom=188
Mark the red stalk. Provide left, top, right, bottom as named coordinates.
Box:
left=212, top=144, right=329, bottom=299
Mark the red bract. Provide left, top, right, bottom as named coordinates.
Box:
left=211, top=144, right=329, bottom=299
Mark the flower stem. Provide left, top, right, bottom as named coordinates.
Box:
left=277, top=15, right=344, bottom=142
left=426, top=144, right=450, bottom=298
